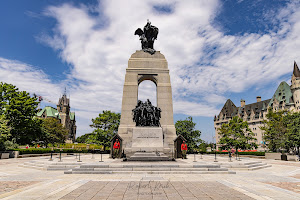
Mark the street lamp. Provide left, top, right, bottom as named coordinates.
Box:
left=212, top=134, right=218, bottom=162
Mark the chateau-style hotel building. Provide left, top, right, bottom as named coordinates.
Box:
left=214, top=62, right=300, bottom=150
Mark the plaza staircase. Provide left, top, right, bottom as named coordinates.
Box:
left=127, top=152, right=171, bottom=161
left=64, top=163, right=235, bottom=174
left=19, top=160, right=82, bottom=171
left=220, top=161, right=272, bottom=171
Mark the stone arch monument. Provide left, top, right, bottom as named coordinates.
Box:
left=118, top=21, right=177, bottom=158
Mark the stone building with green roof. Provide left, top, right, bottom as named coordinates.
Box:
left=214, top=62, right=300, bottom=150
left=37, top=93, right=76, bottom=143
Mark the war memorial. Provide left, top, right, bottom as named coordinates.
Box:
left=0, top=22, right=300, bottom=200
left=116, top=21, right=177, bottom=161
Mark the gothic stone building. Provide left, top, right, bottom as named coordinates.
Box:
left=214, top=62, right=300, bottom=150
left=37, top=94, right=76, bottom=143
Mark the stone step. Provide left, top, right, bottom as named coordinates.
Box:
left=64, top=170, right=235, bottom=174
left=244, top=164, right=272, bottom=171
left=47, top=165, right=80, bottom=169
left=78, top=164, right=220, bottom=168
left=71, top=167, right=227, bottom=172
left=18, top=164, right=46, bottom=170
left=132, top=152, right=157, bottom=156
left=80, top=165, right=110, bottom=168
left=51, top=162, right=82, bottom=165
left=244, top=161, right=262, bottom=165
left=128, top=157, right=171, bottom=161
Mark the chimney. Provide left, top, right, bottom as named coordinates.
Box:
left=241, top=99, right=245, bottom=107
left=256, top=96, right=261, bottom=102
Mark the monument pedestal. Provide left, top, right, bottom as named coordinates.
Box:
left=132, top=127, right=163, bottom=152
left=118, top=50, right=177, bottom=159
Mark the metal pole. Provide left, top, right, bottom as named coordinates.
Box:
left=77, top=151, right=82, bottom=162
left=59, top=151, right=62, bottom=162
left=214, top=144, right=218, bottom=162
left=99, top=151, right=103, bottom=162
left=49, top=151, right=53, bottom=161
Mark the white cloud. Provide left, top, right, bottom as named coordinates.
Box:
left=2, top=0, right=300, bottom=136
left=0, top=58, right=61, bottom=100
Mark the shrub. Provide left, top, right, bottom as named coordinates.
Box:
left=204, top=151, right=265, bottom=156
left=13, top=148, right=97, bottom=155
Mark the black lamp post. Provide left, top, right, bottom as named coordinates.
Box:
left=58, top=148, right=63, bottom=162
left=99, top=147, right=104, bottom=162
left=214, top=143, right=218, bottom=162
left=229, top=151, right=232, bottom=162
left=77, top=149, right=82, bottom=162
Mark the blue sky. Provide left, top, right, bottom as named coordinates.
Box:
left=0, top=0, right=299, bottom=142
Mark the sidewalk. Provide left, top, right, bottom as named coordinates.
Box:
left=0, top=154, right=299, bottom=199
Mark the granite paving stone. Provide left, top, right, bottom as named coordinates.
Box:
left=1, top=154, right=300, bottom=199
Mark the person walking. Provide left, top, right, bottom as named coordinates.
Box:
left=113, top=139, right=120, bottom=159
left=181, top=141, right=187, bottom=159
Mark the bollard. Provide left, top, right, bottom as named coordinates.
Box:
left=49, top=151, right=53, bottom=161
left=77, top=151, right=82, bottom=162
left=200, top=153, right=203, bottom=159
left=193, top=152, right=197, bottom=162
left=214, top=150, right=218, bottom=162
left=58, top=149, right=62, bottom=162
left=99, top=151, right=103, bottom=162
left=91, top=149, right=95, bottom=159
left=229, top=152, right=232, bottom=162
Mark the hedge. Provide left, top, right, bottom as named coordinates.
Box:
left=204, top=151, right=265, bottom=156
left=12, top=148, right=110, bottom=155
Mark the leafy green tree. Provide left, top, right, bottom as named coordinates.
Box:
left=75, top=133, right=96, bottom=143
left=90, top=111, right=121, bottom=150
left=284, top=112, right=300, bottom=154
left=175, top=116, right=202, bottom=152
left=0, top=82, right=39, bottom=144
left=0, top=114, right=11, bottom=150
left=40, top=118, right=69, bottom=146
left=260, top=108, right=287, bottom=152
left=219, top=116, right=257, bottom=152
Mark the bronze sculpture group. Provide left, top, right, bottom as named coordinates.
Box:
left=132, top=99, right=161, bottom=127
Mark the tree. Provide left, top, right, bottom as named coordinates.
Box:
left=0, top=82, right=39, bottom=144
left=284, top=112, right=300, bottom=154
left=40, top=118, right=69, bottom=146
left=90, top=111, right=121, bottom=150
left=219, top=116, right=257, bottom=152
left=75, top=133, right=96, bottom=143
left=260, top=108, right=287, bottom=152
left=0, top=114, right=11, bottom=150
left=175, top=116, right=202, bottom=151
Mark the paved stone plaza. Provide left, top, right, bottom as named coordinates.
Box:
left=0, top=154, right=300, bottom=200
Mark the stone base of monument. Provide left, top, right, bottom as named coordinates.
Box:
left=65, top=163, right=236, bottom=174
left=127, top=152, right=171, bottom=161
left=131, top=127, right=164, bottom=152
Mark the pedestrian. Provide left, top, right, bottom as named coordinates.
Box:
left=181, top=141, right=187, bottom=159
left=26, top=144, right=29, bottom=149
left=113, top=139, right=120, bottom=159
